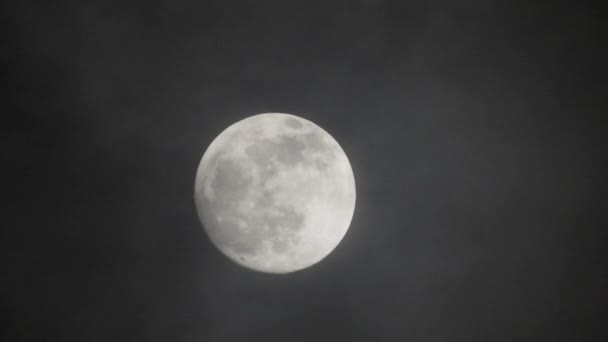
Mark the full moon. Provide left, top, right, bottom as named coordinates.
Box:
left=194, top=113, right=356, bottom=273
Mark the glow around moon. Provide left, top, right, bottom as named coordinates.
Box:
left=194, top=113, right=356, bottom=273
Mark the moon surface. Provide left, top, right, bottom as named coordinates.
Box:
left=194, top=113, right=356, bottom=273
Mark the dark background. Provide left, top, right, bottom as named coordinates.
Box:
left=4, top=1, right=606, bottom=341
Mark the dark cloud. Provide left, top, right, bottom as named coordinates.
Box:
left=3, top=0, right=605, bottom=341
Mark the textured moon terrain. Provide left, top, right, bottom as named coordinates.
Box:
left=194, top=113, right=356, bottom=273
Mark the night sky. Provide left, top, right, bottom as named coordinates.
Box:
left=4, top=1, right=606, bottom=341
